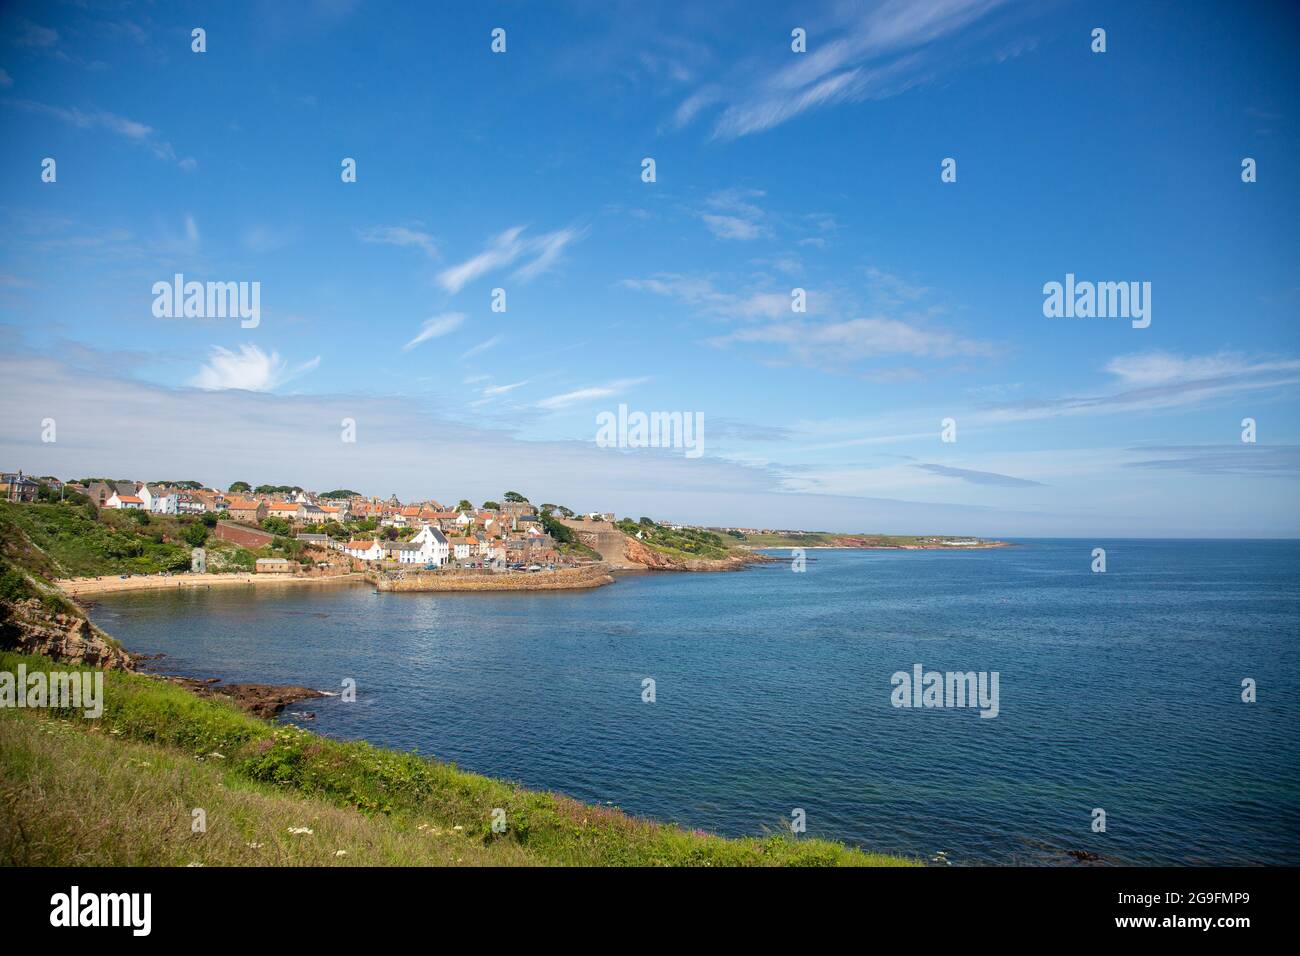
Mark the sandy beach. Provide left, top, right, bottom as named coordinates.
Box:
left=56, top=571, right=365, bottom=597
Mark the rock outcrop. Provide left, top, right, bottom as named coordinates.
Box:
left=2, top=597, right=133, bottom=670
left=162, top=677, right=326, bottom=718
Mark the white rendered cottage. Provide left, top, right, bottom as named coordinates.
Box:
left=410, top=524, right=450, bottom=566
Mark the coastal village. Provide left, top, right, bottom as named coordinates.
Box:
left=1, top=467, right=1000, bottom=598
left=1, top=469, right=613, bottom=576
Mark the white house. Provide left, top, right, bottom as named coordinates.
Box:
left=135, top=485, right=156, bottom=511
left=384, top=541, right=424, bottom=563
left=176, top=494, right=207, bottom=515
left=410, top=525, right=450, bottom=566
left=342, top=539, right=384, bottom=561
left=105, top=492, right=143, bottom=510
left=143, top=486, right=179, bottom=514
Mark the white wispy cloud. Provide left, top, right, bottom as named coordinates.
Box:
left=670, top=0, right=1014, bottom=140
left=403, top=312, right=466, bottom=350
left=1103, top=351, right=1300, bottom=387
left=699, top=189, right=769, bottom=240
left=702, top=214, right=764, bottom=240
left=535, top=377, right=649, bottom=410
left=156, top=214, right=201, bottom=256
left=437, top=225, right=583, bottom=293
left=359, top=225, right=438, bottom=260
left=482, top=380, right=529, bottom=397
left=626, top=266, right=995, bottom=372
left=621, top=273, right=803, bottom=321
left=459, top=335, right=503, bottom=361
left=190, top=344, right=320, bottom=392
left=437, top=227, right=526, bottom=293
left=712, top=316, right=996, bottom=364
left=5, top=99, right=195, bottom=168
left=512, top=227, right=583, bottom=282
left=978, top=351, right=1300, bottom=423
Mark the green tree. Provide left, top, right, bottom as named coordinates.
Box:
left=200, top=512, right=218, bottom=528
left=255, top=484, right=301, bottom=495
left=556, top=505, right=574, bottom=518
left=456, top=499, right=474, bottom=512
left=183, top=523, right=209, bottom=547
left=228, top=481, right=251, bottom=493
left=482, top=500, right=501, bottom=511
left=131, top=509, right=151, bottom=526
left=503, top=491, right=528, bottom=503
left=261, top=516, right=291, bottom=536
left=541, top=512, right=576, bottom=545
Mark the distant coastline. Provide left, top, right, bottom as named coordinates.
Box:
left=734, top=533, right=1011, bottom=551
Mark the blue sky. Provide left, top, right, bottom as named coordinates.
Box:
left=1, top=0, right=1298, bottom=536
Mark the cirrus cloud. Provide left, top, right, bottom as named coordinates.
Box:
left=190, top=343, right=320, bottom=392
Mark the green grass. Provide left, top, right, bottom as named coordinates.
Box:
left=0, top=500, right=195, bottom=577
left=0, top=709, right=533, bottom=866
left=0, top=500, right=279, bottom=578
left=0, top=651, right=917, bottom=867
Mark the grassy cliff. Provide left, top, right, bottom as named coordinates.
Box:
left=614, top=519, right=735, bottom=560
left=0, top=500, right=306, bottom=579
left=0, top=652, right=915, bottom=867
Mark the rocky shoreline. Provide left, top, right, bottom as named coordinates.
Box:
left=3, top=597, right=132, bottom=670
left=159, top=674, right=328, bottom=719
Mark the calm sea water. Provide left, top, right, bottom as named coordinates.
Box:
left=89, top=540, right=1300, bottom=865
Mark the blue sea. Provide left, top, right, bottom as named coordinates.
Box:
left=88, top=540, right=1300, bottom=865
